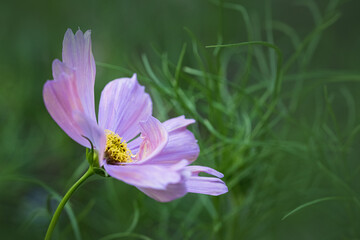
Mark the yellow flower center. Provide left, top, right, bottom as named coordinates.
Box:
left=104, top=130, right=133, bottom=163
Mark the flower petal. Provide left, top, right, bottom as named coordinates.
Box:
left=52, top=59, right=73, bottom=79
left=137, top=182, right=187, bottom=202
left=145, top=116, right=199, bottom=165
left=184, top=166, right=228, bottom=196
left=44, top=29, right=97, bottom=146
left=136, top=116, right=168, bottom=162
left=185, top=176, right=228, bottom=196
left=127, top=136, right=142, bottom=153
left=163, top=115, right=195, bottom=131
left=98, top=74, right=152, bottom=141
left=104, top=163, right=182, bottom=190
left=135, top=159, right=189, bottom=202
left=43, top=70, right=89, bottom=147
left=185, top=166, right=224, bottom=178
left=62, top=29, right=96, bottom=121
left=73, top=112, right=106, bottom=166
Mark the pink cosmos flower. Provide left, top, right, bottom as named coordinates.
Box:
left=43, top=29, right=228, bottom=202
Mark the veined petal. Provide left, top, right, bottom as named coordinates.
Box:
left=127, top=136, right=142, bottom=154
left=104, top=163, right=182, bottom=190
left=184, top=166, right=228, bottom=196
left=135, top=159, right=189, bottom=201
left=185, top=166, right=224, bottom=178
left=186, top=176, right=228, bottom=196
left=163, top=115, right=195, bottom=131
left=136, top=116, right=168, bottom=162
left=137, top=182, right=187, bottom=202
left=62, top=29, right=96, bottom=121
left=145, top=116, right=199, bottom=165
left=73, top=112, right=106, bottom=166
left=43, top=71, right=89, bottom=147
left=98, top=74, right=152, bottom=141
left=52, top=59, right=73, bottom=80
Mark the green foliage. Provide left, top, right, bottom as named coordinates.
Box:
left=1, top=0, right=360, bottom=239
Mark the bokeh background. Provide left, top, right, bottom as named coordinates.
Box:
left=1, top=0, right=360, bottom=239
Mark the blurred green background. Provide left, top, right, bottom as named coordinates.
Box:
left=1, top=0, right=360, bottom=239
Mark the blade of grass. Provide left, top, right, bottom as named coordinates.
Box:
left=282, top=196, right=347, bottom=220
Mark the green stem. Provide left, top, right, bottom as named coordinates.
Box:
left=45, top=167, right=94, bottom=240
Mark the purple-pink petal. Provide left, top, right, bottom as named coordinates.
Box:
left=52, top=59, right=73, bottom=80
left=137, top=181, right=187, bottom=202
left=185, top=165, right=224, bottom=178
left=163, top=115, right=195, bottom=131
left=136, top=116, right=168, bottom=162
left=132, top=161, right=227, bottom=201
left=43, top=71, right=89, bottom=147
left=127, top=136, right=142, bottom=154
left=144, top=116, right=199, bottom=165
left=98, top=74, right=152, bottom=142
left=104, top=163, right=183, bottom=190
left=44, top=29, right=97, bottom=147
left=185, top=176, right=228, bottom=196
left=73, top=112, right=106, bottom=166
left=184, top=166, right=228, bottom=196
left=62, top=29, right=96, bottom=121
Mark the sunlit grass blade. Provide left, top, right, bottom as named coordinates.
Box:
left=282, top=196, right=346, bottom=220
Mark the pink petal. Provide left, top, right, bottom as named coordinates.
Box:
left=73, top=112, right=106, bottom=166
left=43, top=70, right=89, bottom=147
left=62, top=29, right=96, bottom=121
left=136, top=116, right=168, bottom=162
left=184, top=166, right=228, bottom=196
left=135, top=159, right=189, bottom=201
left=52, top=59, right=73, bottom=79
left=104, top=163, right=182, bottom=190
left=163, top=115, right=195, bottom=131
left=98, top=74, right=152, bottom=141
left=145, top=116, right=199, bottom=165
left=127, top=136, right=142, bottom=154
left=185, top=176, right=228, bottom=196
left=44, top=29, right=97, bottom=146
left=137, top=182, right=187, bottom=202
left=185, top=166, right=224, bottom=178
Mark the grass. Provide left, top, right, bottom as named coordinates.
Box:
left=1, top=0, right=360, bottom=239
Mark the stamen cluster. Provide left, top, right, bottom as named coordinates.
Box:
left=104, top=130, right=133, bottom=163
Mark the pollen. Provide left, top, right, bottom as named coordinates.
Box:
left=104, top=130, right=133, bottom=164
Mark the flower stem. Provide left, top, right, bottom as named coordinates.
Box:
left=45, top=167, right=94, bottom=240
